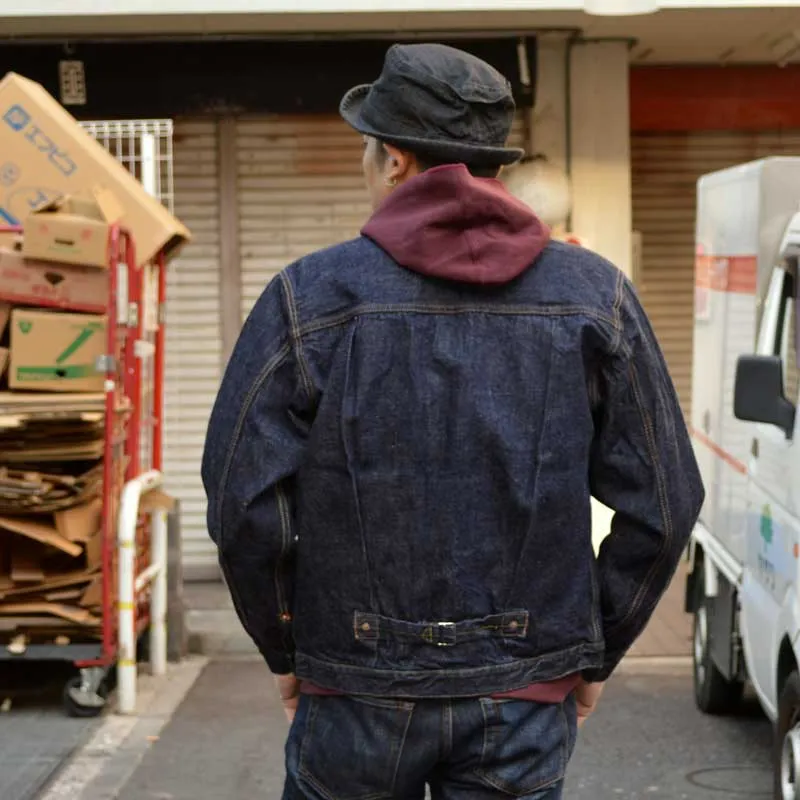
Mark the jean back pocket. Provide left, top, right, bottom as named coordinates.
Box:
left=298, top=695, right=415, bottom=800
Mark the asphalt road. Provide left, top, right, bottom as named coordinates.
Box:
left=565, top=665, right=773, bottom=798
left=114, top=659, right=773, bottom=800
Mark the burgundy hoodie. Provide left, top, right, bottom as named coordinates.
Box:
left=301, top=167, right=579, bottom=704
left=362, top=163, right=551, bottom=284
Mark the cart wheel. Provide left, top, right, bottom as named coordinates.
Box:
left=63, top=675, right=108, bottom=718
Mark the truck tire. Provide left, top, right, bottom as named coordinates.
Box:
left=693, top=593, right=744, bottom=715
left=775, top=671, right=800, bottom=800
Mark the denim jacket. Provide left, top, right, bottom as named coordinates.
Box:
left=202, top=167, right=704, bottom=697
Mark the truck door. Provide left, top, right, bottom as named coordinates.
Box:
left=739, top=262, right=800, bottom=712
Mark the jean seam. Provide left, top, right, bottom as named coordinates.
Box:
left=274, top=483, right=294, bottom=642
left=479, top=698, right=497, bottom=766
left=606, top=359, right=673, bottom=638
left=298, top=303, right=619, bottom=338
left=297, top=640, right=603, bottom=680
left=391, top=703, right=416, bottom=796
left=507, top=316, right=555, bottom=606
left=610, top=269, right=625, bottom=355
left=214, top=342, right=291, bottom=545
left=280, top=271, right=315, bottom=404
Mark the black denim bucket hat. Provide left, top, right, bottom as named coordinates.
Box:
left=340, top=43, right=524, bottom=167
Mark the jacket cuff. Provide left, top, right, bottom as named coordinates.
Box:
left=581, top=649, right=625, bottom=683
left=262, top=648, right=295, bottom=675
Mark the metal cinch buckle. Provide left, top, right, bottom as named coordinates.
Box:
left=435, top=621, right=456, bottom=647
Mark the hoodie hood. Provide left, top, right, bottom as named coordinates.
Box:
left=362, top=164, right=550, bottom=285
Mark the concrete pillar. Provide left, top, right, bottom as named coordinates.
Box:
left=569, top=40, right=632, bottom=277
left=532, top=35, right=569, bottom=176
left=568, top=41, right=632, bottom=550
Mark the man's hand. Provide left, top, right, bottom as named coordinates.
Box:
left=274, top=674, right=301, bottom=722
left=575, top=678, right=605, bottom=728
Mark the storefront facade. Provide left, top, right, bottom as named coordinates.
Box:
left=631, top=66, right=800, bottom=415
left=0, top=1, right=796, bottom=575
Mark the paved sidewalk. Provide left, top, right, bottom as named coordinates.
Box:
left=0, top=663, right=102, bottom=800
left=629, top=562, right=691, bottom=658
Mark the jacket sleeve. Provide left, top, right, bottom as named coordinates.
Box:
left=586, top=278, right=705, bottom=682
left=201, top=271, right=314, bottom=674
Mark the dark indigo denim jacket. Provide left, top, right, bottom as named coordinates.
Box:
left=202, top=237, right=704, bottom=697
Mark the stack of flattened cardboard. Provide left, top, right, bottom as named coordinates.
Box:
left=0, top=71, right=189, bottom=650
left=0, top=236, right=120, bottom=641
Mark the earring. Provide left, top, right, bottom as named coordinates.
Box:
left=384, top=177, right=398, bottom=187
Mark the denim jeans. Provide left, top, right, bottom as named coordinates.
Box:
left=283, top=692, right=577, bottom=799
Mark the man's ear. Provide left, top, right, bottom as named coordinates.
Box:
left=383, top=143, right=418, bottom=182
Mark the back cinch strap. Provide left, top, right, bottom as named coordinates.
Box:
left=353, top=609, right=529, bottom=647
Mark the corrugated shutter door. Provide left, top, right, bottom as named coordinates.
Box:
left=165, top=120, right=222, bottom=579
left=238, top=115, right=371, bottom=318
left=632, top=131, right=800, bottom=414
left=238, top=112, right=528, bottom=318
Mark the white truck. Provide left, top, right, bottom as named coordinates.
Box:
left=686, top=157, right=800, bottom=797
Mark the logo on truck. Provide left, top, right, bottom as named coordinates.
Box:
left=758, top=504, right=776, bottom=592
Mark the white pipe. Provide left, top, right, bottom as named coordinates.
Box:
left=141, top=133, right=157, bottom=199
left=149, top=508, right=168, bottom=677
left=134, top=563, right=161, bottom=593
left=117, top=469, right=163, bottom=715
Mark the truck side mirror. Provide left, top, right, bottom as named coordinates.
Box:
left=734, top=355, right=796, bottom=437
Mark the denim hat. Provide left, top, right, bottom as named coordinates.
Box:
left=340, top=43, right=524, bottom=167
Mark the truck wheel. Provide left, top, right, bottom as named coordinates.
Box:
left=776, top=671, right=800, bottom=800
left=693, top=595, right=744, bottom=715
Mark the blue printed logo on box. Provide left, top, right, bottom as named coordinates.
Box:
left=3, top=104, right=30, bottom=132
left=2, top=102, right=77, bottom=178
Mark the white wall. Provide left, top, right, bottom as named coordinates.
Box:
left=569, top=40, right=632, bottom=278
left=569, top=41, right=630, bottom=551
left=532, top=35, right=569, bottom=176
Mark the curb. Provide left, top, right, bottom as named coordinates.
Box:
left=618, top=655, right=692, bottom=674
left=39, top=656, right=208, bottom=800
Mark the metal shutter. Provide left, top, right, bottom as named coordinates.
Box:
left=237, top=113, right=528, bottom=319
left=631, top=131, right=800, bottom=414
left=165, top=120, right=222, bottom=579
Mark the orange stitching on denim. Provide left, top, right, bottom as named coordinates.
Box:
left=279, top=272, right=314, bottom=403
left=606, top=360, right=673, bottom=637
left=299, top=303, right=619, bottom=338
left=216, top=342, right=291, bottom=543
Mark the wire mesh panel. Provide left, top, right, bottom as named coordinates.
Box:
left=80, top=119, right=175, bottom=475
left=79, top=119, right=175, bottom=213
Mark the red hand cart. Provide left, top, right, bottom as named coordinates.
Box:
left=0, top=223, right=167, bottom=717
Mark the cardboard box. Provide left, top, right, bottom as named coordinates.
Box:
left=23, top=188, right=123, bottom=268
left=0, top=73, right=189, bottom=266
left=0, top=462, right=103, bottom=516
left=0, top=246, right=108, bottom=313
left=84, top=529, right=103, bottom=572
left=0, top=569, right=92, bottom=600
left=0, top=230, right=21, bottom=251
left=0, top=515, right=82, bottom=557
left=0, top=347, right=7, bottom=381
left=54, top=498, right=102, bottom=543
left=10, top=539, right=45, bottom=584
left=0, top=602, right=100, bottom=626
left=9, top=308, right=105, bottom=392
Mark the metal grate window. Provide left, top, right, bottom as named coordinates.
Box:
left=79, top=119, right=175, bottom=213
